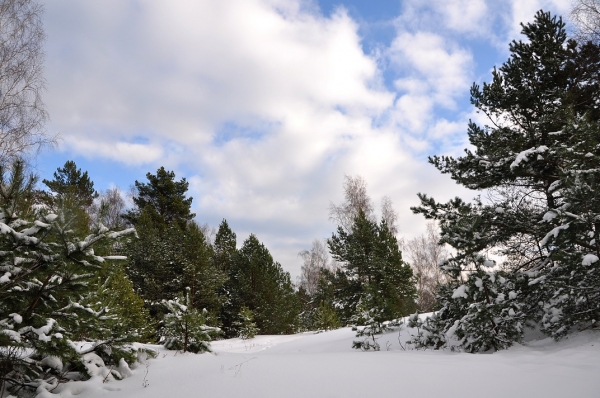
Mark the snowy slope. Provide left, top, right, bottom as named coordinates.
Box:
left=43, top=327, right=600, bottom=398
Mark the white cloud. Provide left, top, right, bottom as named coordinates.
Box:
left=41, top=0, right=570, bottom=279
left=395, top=0, right=494, bottom=38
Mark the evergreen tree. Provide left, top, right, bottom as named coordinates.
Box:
left=124, top=166, right=195, bottom=230
left=123, top=168, right=225, bottom=347
left=41, top=160, right=99, bottom=235
left=125, top=215, right=225, bottom=324
left=412, top=11, right=600, bottom=351
left=213, top=219, right=237, bottom=273
left=160, top=288, right=220, bottom=353
left=327, top=210, right=416, bottom=349
left=232, top=306, right=259, bottom=340
left=0, top=160, right=138, bottom=395
left=225, top=234, right=300, bottom=336
left=125, top=212, right=187, bottom=307
left=42, top=160, right=98, bottom=207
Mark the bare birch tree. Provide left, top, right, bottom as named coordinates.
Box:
left=402, top=222, right=449, bottom=312
left=298, top=239, right=331, bottom=296
left=0, top=0, right=53, bottom=164
left=329, top=175, right=374, bottom=232
left=381, top=195, right=399, bottom=236
left=329, top=175, right=401, bottom=237
left=571, top=0, right=600, bottom=43
left=89, top=187, right=127, bottom=229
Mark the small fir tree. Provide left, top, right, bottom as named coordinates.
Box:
left=233, top=306, right=259, bottom=340
left=160, top=288, right=220, bottom=353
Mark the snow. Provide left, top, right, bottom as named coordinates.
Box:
left=451, top=284, right=469, bottom=298
left=40, top=356, right=63, bottom=372
left=483, top=259, right=495, bottom=268
left=0, top=271, right=11, bottom=283
left=510, top=146, right=548, bottom=170
left=45, top=214, right=58, bottom=222
left=540, top=224, right=570, bottom=246
left=582, top=254, right=599, bottom=266
left=543, top=211, right=557, bottom=222
left=34, top=324, right=600, bottom=398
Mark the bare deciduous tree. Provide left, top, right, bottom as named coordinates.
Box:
left=402, top=222, right=449, bottom=312
left=329, top=174, right=375, bottom=232
left=89, top=187, right=126, bottom=229
left=198, top=222, right=216, bottom=245
left=329, top=175, right=401, bottom=237
left=298, top=239, right=331, bottom=296
left=381, top=195, right=398, bottom=236
left=0, top=0, right=54, bottom=164
left=571, top=0, right=600, bottom=43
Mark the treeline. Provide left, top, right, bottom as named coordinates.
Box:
left=0, top=159, right=305, bottom=395
left=122, top=166, right=300, bottom=340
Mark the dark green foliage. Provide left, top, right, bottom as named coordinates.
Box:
left=124, top=166, right=195, bottom=230
left=312, top=302, right=341, bottom=331
left=327, top=210, right=416, bottom=328
left=224, top=234, right=300, bottom=336
left=431, top=11, right=600, bottom=196
left=125, top=212, right=188, bottom=306
left=92, top=265, right=154, bottom=342
left=123, top=167, right=226, bottom=345
left=324, top=210, right=416, bottom=349
left=412, top=11, right=600, bottom=351
left=161, top=288, right=221, bottom=353
left=0, top=160, right=138, bottom=395
left=311, top=266, right=361, bottom=326
left=233, top=306, right=259, bottom=340
left=213, top=219, right=237, bottom=273
left=43, top=160, right=98, bottom=207
left=125, top=214, right=226, bottom=325
left=41, top=160, right=99, bottom=235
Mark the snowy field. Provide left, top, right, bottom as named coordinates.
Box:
left=42, top=326, right=600, bottom=398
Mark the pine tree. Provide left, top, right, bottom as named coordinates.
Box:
left=232, top=306, right=259, bottom=340
left=328, top=210, right=416, bottom=349
left=226, top=234, right=300, bottom=336
left=42, top=160, right=98, bottom=207
left=41, top=160, right=99, bottom=235
left=123, top=168, right=225, bottom=333
left=213, top=219, right=237, bottom=273
left=161, top=288, right=220, bottom=353
left=412, top=11, right=600, bottom=351
left=0, top=160, right=138, bottom=395
left=124, top=166, right=195, bottom=230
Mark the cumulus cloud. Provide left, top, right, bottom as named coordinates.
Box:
left=41, top=0, right=572, bottom=278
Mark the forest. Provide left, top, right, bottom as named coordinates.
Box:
left=1, top=0, right=600, bottom=397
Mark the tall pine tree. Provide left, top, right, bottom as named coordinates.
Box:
left=327, top=210, right=416, bottom=349
left=412, top=11, right=600, bottom=351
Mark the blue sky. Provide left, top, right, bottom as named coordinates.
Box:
left=37, top=0, right=572, bottom=279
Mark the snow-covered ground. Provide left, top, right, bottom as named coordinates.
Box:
left=42, top=325, right=600, bottom=398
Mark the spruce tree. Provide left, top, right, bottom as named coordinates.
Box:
left=123, top=167, right=225, bottom=348
left=213, top=219, right=237, bottom=273
left=226, top=234, right=300, bottom=335
left=161, top=288, right=220, bottom=353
